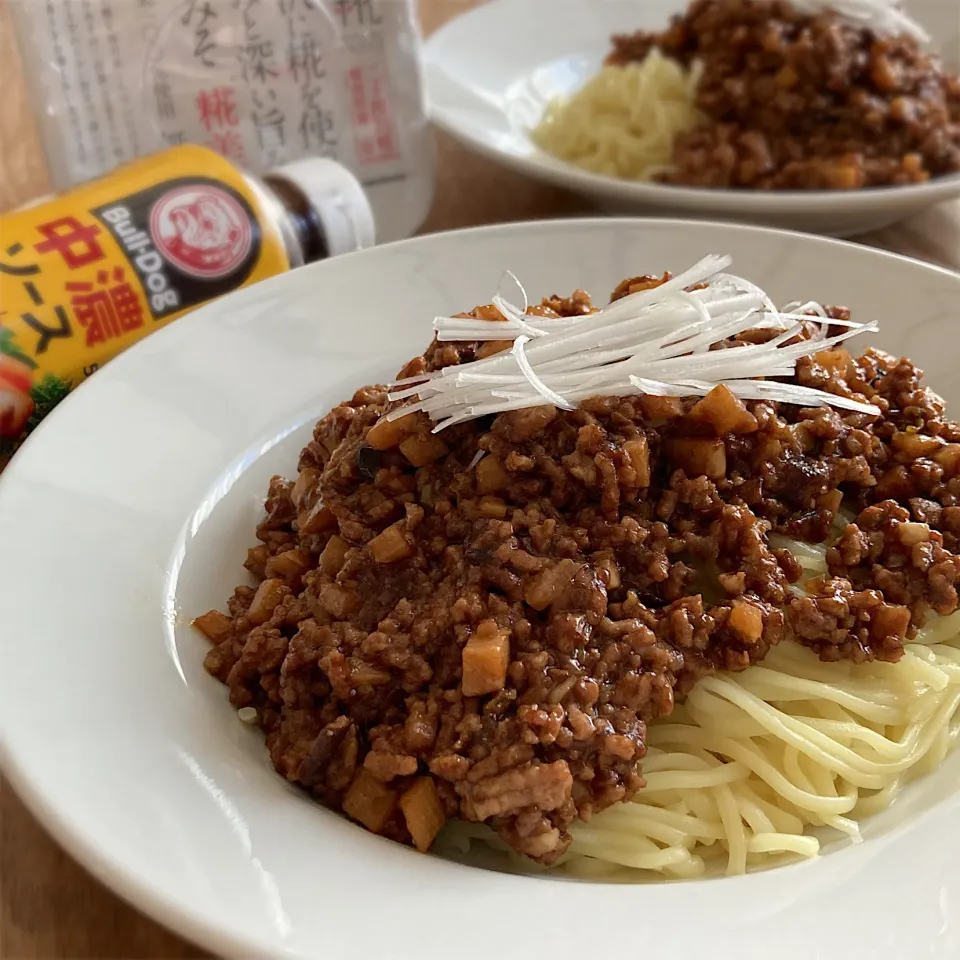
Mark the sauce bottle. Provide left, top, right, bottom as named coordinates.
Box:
left=0, top=144, right=375, bottom=465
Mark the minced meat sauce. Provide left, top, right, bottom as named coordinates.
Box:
left=607, top=0, right=960, bottom=189
left=196, top=274, right=960, bottom=863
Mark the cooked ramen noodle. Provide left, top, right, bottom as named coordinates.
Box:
left=197, top=254, right=960, bottom=878
left=530, top=51, right=703, bottom=181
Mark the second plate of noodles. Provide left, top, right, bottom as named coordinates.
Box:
left=424, top=0, right=960, bottom=235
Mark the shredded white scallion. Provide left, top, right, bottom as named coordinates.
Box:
left=388, top=254, right=882, bottom=431
left=512, top=335, right=576, bottom=411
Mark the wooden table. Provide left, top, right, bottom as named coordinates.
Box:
left=1, top=0, right=959, bottom=956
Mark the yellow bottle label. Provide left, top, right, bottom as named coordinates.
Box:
left=0, top=144, right=291, bottom=461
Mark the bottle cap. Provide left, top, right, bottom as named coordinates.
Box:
left=271, top=157, right=376, bottom=256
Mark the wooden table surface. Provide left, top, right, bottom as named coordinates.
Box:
left=1, top=0, right=959, bottom=956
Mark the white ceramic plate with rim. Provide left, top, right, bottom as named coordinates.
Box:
left=422, top=0, right=960, bottom=238
left=2, top=219, right=960, bottom=960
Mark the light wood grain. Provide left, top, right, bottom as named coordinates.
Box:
left=1, top=1, right=959, bottom=957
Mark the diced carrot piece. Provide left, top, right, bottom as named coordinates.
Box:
left=399, top=434, right=448, bottom=467
left=265, top=548, right=312, bottom=582
left=342, top=769, right=398, bottom=833
left=319, top=534, right=350, bottom=575
left=689, top=385, right=758, bottom=435
left=476, top=456, right=509, bottom=494
left=668, top=438, right=727, bottom=479
left=247, top=578, right=287, bottom=626
left=366, top=414, right=418, bottom=451
left=193, top=610, right=233, bottom=645
left=369, top=523, right=413, bottom=563
left=623, top=436, right=650, bottom=487
left=727, top=601, right=763, bottom=643
left=400, top=777, right=447, bottom=853
left=462, top=619, right=511, bottom=697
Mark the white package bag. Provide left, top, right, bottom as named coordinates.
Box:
left=10, top=0, right=434, bottom=241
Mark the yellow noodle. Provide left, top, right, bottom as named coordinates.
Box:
left=530, top=52, right=704, bottom=181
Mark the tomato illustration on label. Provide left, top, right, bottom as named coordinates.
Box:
left=150, top=185, right=254, bottom=279
left=0, top=354, right=35, bottom=440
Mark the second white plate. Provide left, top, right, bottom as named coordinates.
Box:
left=423, top=0, right=960, bottom=238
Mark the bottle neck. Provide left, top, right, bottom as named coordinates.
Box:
left=263, top=174, right=329, bottom=266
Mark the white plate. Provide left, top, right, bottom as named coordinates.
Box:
left=422, top=0, right=960, bottom=238
left=2, top=219, right=960, bottom=960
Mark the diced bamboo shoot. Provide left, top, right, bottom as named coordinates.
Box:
left=366, top=414, right=418, bottom=451
left=476, top=456, right=509, bottom=494
left=369, top=524, right=413, bottom=563
left=244, top=544, right=269, bottom=578
left=193, top=610, right=233, bottom=645
left=247, top=578, right=286, bottom=626
left=291, top=468, right=319, bottom=510
left=689, top=385, right=758, bottom=435
left=462, top=619, right=511, bottom=696
left=400, top=434, right=449, bottom=467
left=814, top=348, right=853, bottom=377
left=668, top=438, right=727, bottom=479
left=476, top=340, right=513, bottom=359
left=265, top=548, right=312, bottom=582
left=298, top=501, right=337, bottom=536
left=817, top=490, right=843, bottom=513
left=400, top=777, right=447, bottom=853
left=320, top=535, right=350, bottom=575
left=898, top=522, right=931, bottom=546
left=935, top=444, right=960, bottom=475
left=638, top=395, right=683, bottom=421
left=342, top=769, right=398, bottom=833
left=871, top=603, right=910, bottom=640
left=320, top=584, right=359, bottom=618
left=892, top=431, right=942, bottom=459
